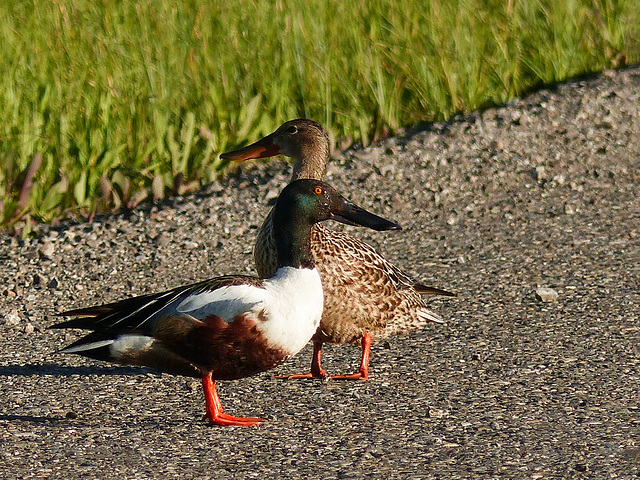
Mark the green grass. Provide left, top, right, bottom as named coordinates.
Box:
left=1, top=0, right=638, bottom=232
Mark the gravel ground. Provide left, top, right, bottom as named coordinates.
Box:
left=1, top=66, right=639, bottom=479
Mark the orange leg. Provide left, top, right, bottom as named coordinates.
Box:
left=330, top=332, right=371, bottom=381
left=275, top=340, right=329, bottom=380
left=201, top=373, right=265, bottom=427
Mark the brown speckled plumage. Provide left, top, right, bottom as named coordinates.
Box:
left=255, top=219, right=446, bottom=346
left=222, top=119, right=455, bottom=379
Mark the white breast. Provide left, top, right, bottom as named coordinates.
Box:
left=258, top=266, right=323, bottom=355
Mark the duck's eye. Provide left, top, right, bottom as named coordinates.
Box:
left=287, top=125, right=298, bottom=134
left=314, top=186, right=323, bottom=195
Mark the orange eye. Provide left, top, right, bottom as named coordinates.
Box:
left=314, top=186, right=323, bottom=195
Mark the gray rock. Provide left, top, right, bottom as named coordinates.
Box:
left=39, top=241, right=55, bottom=257
left=153, top=232, right=171, bottom=247
left=3, top=309, right=20, bottom=325
left=535, top=287, right=559, bottom=302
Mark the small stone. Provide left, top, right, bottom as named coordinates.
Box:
left=264, top=188, right=279, bottom=203
left=32, top=274, right=44, bottom=286
left=564, top=203, right=577, bottom=215
left=535, top=287, right=558, bottom=303
left=528, top=165, right=545, bottom=181
left=3, top=310, right=20, bottom=325
left=40, top=241, right=55, bottom=258
left=47, top=278, right=59, bottom=290
left=597, top=117, right=614, bottom=129
left=185, top=380, right=200, bottom=392
left=427, top=407, right=448, bottom=418
left=489, top=139, right=504, bottom=150
left=356, top=149, right=381, bottom=163
left=24, top=323, right=35, bottom=334
left=65, top=411, right=78, bottom=419
left=379, top=164, right=395, bottom=176
left=207, top=180, right=224, bottom=194
left=391, top=193, right=409, bottom=210
left=154, top=233, right=171, bottom=247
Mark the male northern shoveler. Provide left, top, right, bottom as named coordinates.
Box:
left=221, top=119, right=455, bottom=380
left=51, top=179, right=400, bottom=426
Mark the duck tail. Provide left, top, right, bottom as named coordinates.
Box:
left=414, top=284, right=457, bottom=297
left=417, top=308, right=445, bottom=324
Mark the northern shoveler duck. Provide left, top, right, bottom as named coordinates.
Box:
left=221, top=119, right=455, bottom=380
left=51, top=179, right=400, bottom=426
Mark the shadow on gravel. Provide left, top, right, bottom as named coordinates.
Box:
left=0, top=364, right=156, bottom=377
left=0, top=414, right=68, bottom=424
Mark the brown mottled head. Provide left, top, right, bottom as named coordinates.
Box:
left=220, top=119, right=329, bottom=181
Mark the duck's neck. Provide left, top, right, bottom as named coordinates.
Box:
left=272, top=207, right=315, bottom=270
left=290, top=151, right=328, bottom=181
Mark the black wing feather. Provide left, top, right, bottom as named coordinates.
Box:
left=51, top=275, right=266, bottom=335
left=413, top=284, right=458, bottom=297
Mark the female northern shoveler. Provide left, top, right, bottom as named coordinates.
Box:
left=221, top=119, right=455, bottom=381
left=51, top=179, right=400, bottom=426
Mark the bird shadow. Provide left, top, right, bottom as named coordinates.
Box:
left=0, top=414, right=68, bottom=424
left=0, top=364, right=168, bottom=427
left=0, top=412, right=186, bottom=429
left=0, top=363, right=155, bottom=377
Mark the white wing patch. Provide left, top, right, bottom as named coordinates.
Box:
left=258, top=267, right=323, bottom=355
left=175, top=285, right=267, bottom=321
left=110, top=334, right=155, bottom=358
left=61, top=339, right=115, bottom=354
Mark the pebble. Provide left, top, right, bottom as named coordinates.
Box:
left=154, top=233, right=171, bottom=247
left=533, top=165, right=546, bottom=181
left=40, top=241, right=55, bottom=257
left=379, top=164, right=395, bottom=176
left=356, top=149, right=381, bottom=163
left=564, top=203, right=577, bottom=215
left=390, top=193, right=409, bottom=211
left=427, top=407, right=448, bottom=418
left=264, top=188, right=279, bottom=202
left=535, top=287, right=559, bottom=303
left=3, top=310, right=21, bottom=325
